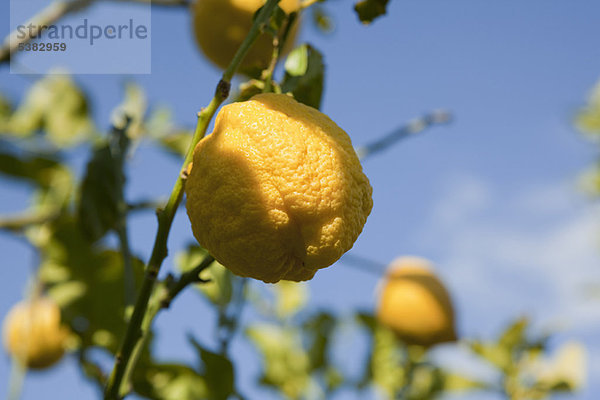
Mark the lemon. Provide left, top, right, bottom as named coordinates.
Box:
left=376, top=257, right=457, bottom=347
left=2, top=297, right=70, bottom=369
left=185, top=93, right=373, bottom=283
left=192, top=0, right=301, bottom=71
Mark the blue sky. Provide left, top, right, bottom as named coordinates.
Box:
left=1, top=0, right=600, bottom=399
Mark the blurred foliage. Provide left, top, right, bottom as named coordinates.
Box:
left=354, top=0, right=390, bottom=25
left=0, top=2, right=590, bottom=400
left=577, top=78, right=600, bottom=197
left=0, top=74, right=94, bottom=147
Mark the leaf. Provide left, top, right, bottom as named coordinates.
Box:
left=280, top=44, right=325, bottom=109
left=498, top=317, right=528, bottom=352
left=577, top=79, right=600, bottom=135
left=111, top=82, right=147, bottom=140
left=176, top=244, right=233, bottom=306
left=189, top=337, right=235, bottom=400
left=38, top=217, right=144, bottom=354
left=354, top=0, right=390, bottom=25
left=442, top=372, right=489, bottom=391
left=246, top=323, right=311, bottom=398
left=77, top=124, right=130, bottom=242
left=132, top=363, right=208, bottom=400
left=159, top=131, right=193, bottom=158
left=6, top=74, right=94, bottom=146
left=0, top=150, right=73, bottom=216
left=273, top=280, right=308, bottom=319
left=0, top=94, right=13, bottom=131
left=469, top=341, right=512, bottom=373
left=370, top=323, right=405, bottom=397
left=303, top=311, right=336, bottom=371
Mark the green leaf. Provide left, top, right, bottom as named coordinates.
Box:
left=38, top=217, right=144, bottom=353
left=189, top=337, right=235, bottom=400
left=303, top=311, right=336, bottom=371
left=469, top=341, right=512, bottom=372
left=498, top=317, right=528, bottom=352
left=77, top=124, right=130, bottom=242
left=246, top=323, right=311, bottom=398
left=273, top=280, right=308, bottom=319
left=0, top=94, right=13, bottom=132
left=354, top=0, right=390, bottom=25
left=132, top=363, right=208, bottom=400
left=0, top=150, right=73, bottom=217
left=442, top=372, right=489, bottom=391
left=370, top=323, right=405, bottom=397
left=159, top=131, right=192, bottom=158
left=281, top=44, right=325, bottom=109
left=6, top=74, right=94, bottom=146
left=577, top=79, right=600, bottom=135
left=176, top=244, right=233, bottom=306
left=112, top=82, right=147, bottom=140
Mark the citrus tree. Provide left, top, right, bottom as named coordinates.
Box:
left=0, top=1, right=589, bottom=399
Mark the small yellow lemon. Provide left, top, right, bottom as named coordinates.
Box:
left=376, top=257, right=457, bottom=347
left=2, top=297, right=70, bottom=369
left=185, top=93, right=373, bottom=283
left=192, top=0, right=301, bottom=71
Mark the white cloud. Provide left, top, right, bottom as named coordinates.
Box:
left=416, top=175, right=600, bottom=397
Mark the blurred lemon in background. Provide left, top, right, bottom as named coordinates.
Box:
left=3, top=297, right=70, bottom=369
left=377, top=256, right=457, bottom=347
left=192, top=0, right=301, bottom=71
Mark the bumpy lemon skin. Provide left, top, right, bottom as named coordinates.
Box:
left=2, top=298, right=69, bottom=369
left=185, top=93, right=373, bottom=283
left=376, top=257, right=457, bottom=347
left=192, top=0, right=301, bottom=71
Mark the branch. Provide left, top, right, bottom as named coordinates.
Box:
left=355, top=110, right=452, bottom=160
left=103, top=1, right=284, bottom=398
left=0, top=0, right=93, bottom=64
left=117, top=255, right=215, bottom=396
left=161, top=254, right=215, bottom=309
left=0, top=0, right=188, bottom=65
left=0, top=209, right=60, bottom=231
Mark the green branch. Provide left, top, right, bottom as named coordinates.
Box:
left=103, top=1, right=283, bottom=398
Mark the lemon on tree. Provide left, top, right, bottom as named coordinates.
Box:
left=185, top=93, right=373, bottom=283
left=192, top=0, right=301, bottom=70
left=376, top=257, right=457, bottom=347
left=2, top=297, right=70, bottom=369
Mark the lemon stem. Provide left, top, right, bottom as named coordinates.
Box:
left=103, top=1, right=283, bottom=398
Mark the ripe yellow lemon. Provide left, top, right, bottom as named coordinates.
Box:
left=185, top=93, right=373, bottom=283
left=2, top=298, right=69, bottom=369
left=376, top=257, right=457, bottom=347
left=192, top=0, right=301, bottom=71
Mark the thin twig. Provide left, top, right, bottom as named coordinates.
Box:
left=356, top=110, right=452, bottom=160
left=0, top=0, right=93, bottom=64
left=0, top=0, right=188, bottom=65
left=339, top=253, right=387, bottom=276
left=0, top=209, right=60, bottom=231
left=103, top=1, right=283, bottom=398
